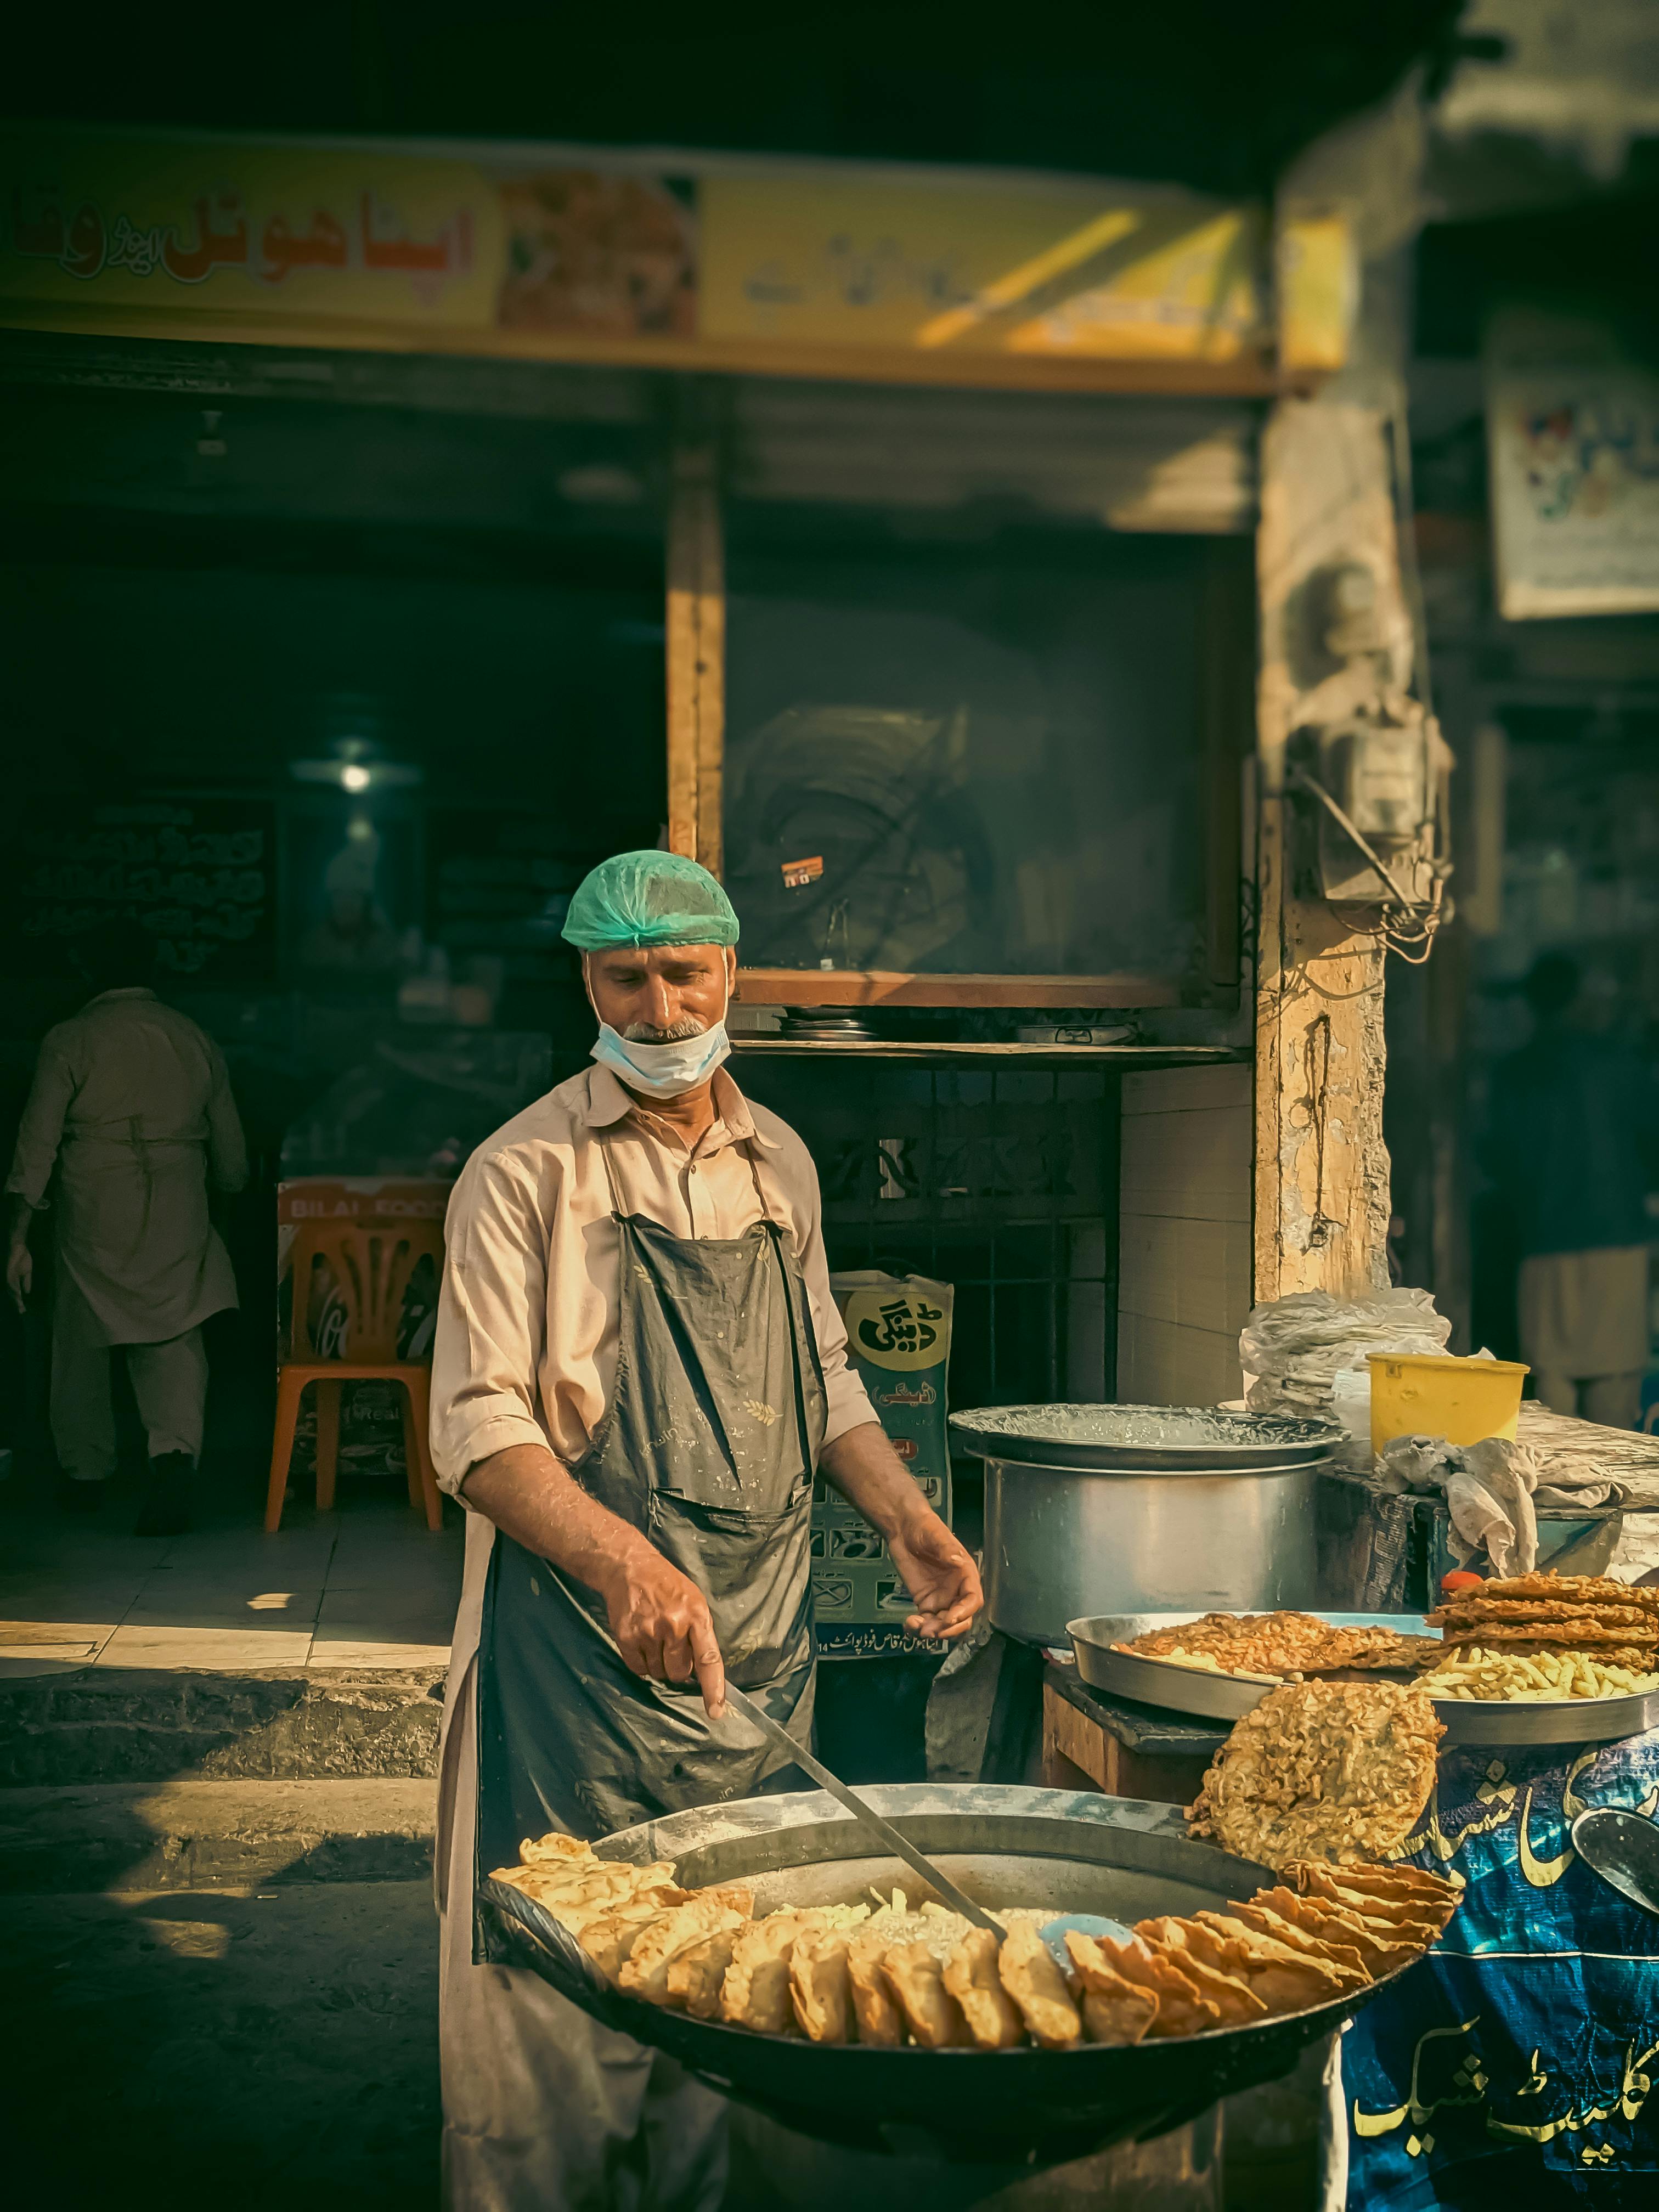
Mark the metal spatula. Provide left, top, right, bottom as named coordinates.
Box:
left=719, top=1680, right=1003, bottom=1937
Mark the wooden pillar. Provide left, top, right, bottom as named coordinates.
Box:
left=1253, top=400, right=1414, bottom=1302
left=665, top=441, right=725, bottom=873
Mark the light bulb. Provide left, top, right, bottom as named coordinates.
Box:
left=341, top=764, right=371, bottom=793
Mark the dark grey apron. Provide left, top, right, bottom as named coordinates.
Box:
left=475, top=1133, right=827, bottom=1928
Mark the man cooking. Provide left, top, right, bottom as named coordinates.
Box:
left=430, top=850, right=982, bottom=2211
left=5, top=925, right=247, bottom=1534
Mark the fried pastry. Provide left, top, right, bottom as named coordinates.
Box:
left=1194, top=1680, right=1443, bottom=1869
left=1229, top=1900, right=1368, bottom=1978
left=883, top=1940, right=969, bottom=2047
left=943, top=1928, right=1025, bottom=2049
left=579, top=1902, right=669, bottom=1980
left=1438, top=1616, right=1657, bottom=1646
left=721, top=1913, right=818, bottom=2034
left=1294, top=1861, right=1462, bottom=1918
left=1131, top=1920, right=1267, bottom=2025
left=1063, top=1932, right=1159, bottom=2046
left=1093, top=1933, right=1221, bottom=2038
left=996, top=1918, right=1082, bottom=2048
left=848, top=1932, right=906, bottom=2046
left=518, top=1831, right=596, bottom=1865
left=623, top=1897, right=747, bottom=2006
left=790, top=1928, right=855, bottom=2044
left=1188, top=1912, right=1359, bottom=2006
left=1254, top=1887, right=1400, bottom=1975
left=668, top=1926, right=743, bottom=2019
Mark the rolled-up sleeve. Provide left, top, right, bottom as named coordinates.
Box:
left=430, top=1149, right=555, bottom=1494
left=781, top=1141, right=877, bottom=1452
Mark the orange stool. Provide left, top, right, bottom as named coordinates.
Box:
left=266, top=1219, right=445, bottom=1532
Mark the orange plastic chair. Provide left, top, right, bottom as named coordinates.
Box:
left=265, top=1218, right=445, bottom=1532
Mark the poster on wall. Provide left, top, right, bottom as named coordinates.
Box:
left=1487, top=312, right=1659, bottom=620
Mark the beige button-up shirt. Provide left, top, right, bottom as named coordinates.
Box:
left=431, top=1062, right=874, bottom=1490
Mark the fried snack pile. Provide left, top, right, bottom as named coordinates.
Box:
left=1188, top=1680, right=1443, bottom=1870
left=493, top=1832, right=1459, bottom=2049
left=1115, top=1611, right=1441, bottom=1680
left=1421, top=1646, right=1659, bottom=1701
left=1425, top=1573, right=1659, bottom=1685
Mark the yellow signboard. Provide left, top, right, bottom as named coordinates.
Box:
left=0, top=127, right=1312, bottom=385
left=1, top=128, right=503, bottom=329
left=699, top=176, right=1266, bottom=362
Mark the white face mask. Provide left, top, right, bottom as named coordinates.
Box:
left=590, top=1020, right=731, bottom=1098
left=586, top=957, right=732, bottom=1098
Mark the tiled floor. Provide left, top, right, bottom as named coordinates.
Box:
left=0, top=1476, right=463, bottom=1677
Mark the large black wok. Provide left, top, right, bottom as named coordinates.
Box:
left=479, top=1784, right=1406, bottom=2166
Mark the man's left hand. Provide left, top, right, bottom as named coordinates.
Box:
left=887, top=1514, right=983, bottom=1640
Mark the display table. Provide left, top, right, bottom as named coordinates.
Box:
left=1040, top=1661, right=1227, bottom=1808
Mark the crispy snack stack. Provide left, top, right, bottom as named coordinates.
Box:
left=1187, top=1680, right=1443, bottom=1869
left=491, top=1827, right=1460, bottom=2050
left=1424, top=1573, right=1659, bottom=1681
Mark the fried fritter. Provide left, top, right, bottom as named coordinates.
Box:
left=883, top=1940, right=969, bottom=2047
left=1427, top=1598, right=1654, bottom=1632
left=1476, top=1573, right=1659, bottom=1614
left=1252, top=1887, right=1406, bottom=1976
left=1064, top=1932, right=1158, bottom=2046
left=848, top=1932, right=906, bottom=2047
left=579, top=1901, right=670, bottom=1980
left=1435, top=1615, right=1656, bottom=1646
left=944, top=1928, right=1026, bottom=2050
left=1295, top=1861, right=1462, bottom=1918
left=518, top=1831, right=596, bottom=1866
left=997, top=1918, right=1082, bottom=2048
left=1194, top=1680, right=1442, bottom=1870
left=1300, top=1634, right=1443, bottom=1673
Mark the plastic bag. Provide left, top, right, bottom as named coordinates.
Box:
left=1240, top=1288, right=1453, bottom=1465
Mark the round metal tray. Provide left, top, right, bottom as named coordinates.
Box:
left=477, top=1784, right=1410, bottom=2166
left=950, top=1404, right=1342, bottom=1472
left=1069, top=1611, right=1659, bottom=1747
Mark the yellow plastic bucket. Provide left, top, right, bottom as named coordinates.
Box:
left=1367, top=1352, right=1530, bottom=1452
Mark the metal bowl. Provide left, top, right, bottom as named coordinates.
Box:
left=477, top=1783, right=1414, bottom=2165
left=1069, top=1612, right=1659, bottom=1747
left=950, top=1405, right=1342, bottom=1472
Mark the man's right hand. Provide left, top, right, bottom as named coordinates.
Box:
left=5, top=1242, right=30, bottom=1317
left=600, top=1544, right=727, bottom=1720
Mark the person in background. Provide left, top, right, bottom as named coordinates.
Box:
left=4, top=925, right=248, bottom=1532
left=1487, top=952, right=1657, bottom=1427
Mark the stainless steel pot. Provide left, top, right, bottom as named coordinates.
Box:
left=952, top=1405, right=1337, bottom=1647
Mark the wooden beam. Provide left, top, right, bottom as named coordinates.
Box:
left=734, top=969, right=1182, bottom=1009
left=665, top=439, right=725, bottom=871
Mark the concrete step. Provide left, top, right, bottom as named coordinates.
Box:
left=0, top=1776, right=437, bottom=1892
left=0, top=1663, right=445, bottom=1786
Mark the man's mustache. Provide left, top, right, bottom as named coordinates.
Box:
left=622, top=1018, right=709, bottom=1043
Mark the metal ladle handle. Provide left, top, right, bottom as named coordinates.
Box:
left=718, top=1680, right=1002, bottom=1938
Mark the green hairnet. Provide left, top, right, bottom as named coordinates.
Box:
left=562, top=850, right=740, bottom=951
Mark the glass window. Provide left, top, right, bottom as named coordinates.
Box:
left=723, top=521, right=1231, bottom=981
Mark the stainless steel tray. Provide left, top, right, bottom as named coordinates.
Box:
left=1068, top=1611, right=1659, bottom=1748
left=950, top=1404, right=1341, bottom=1472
